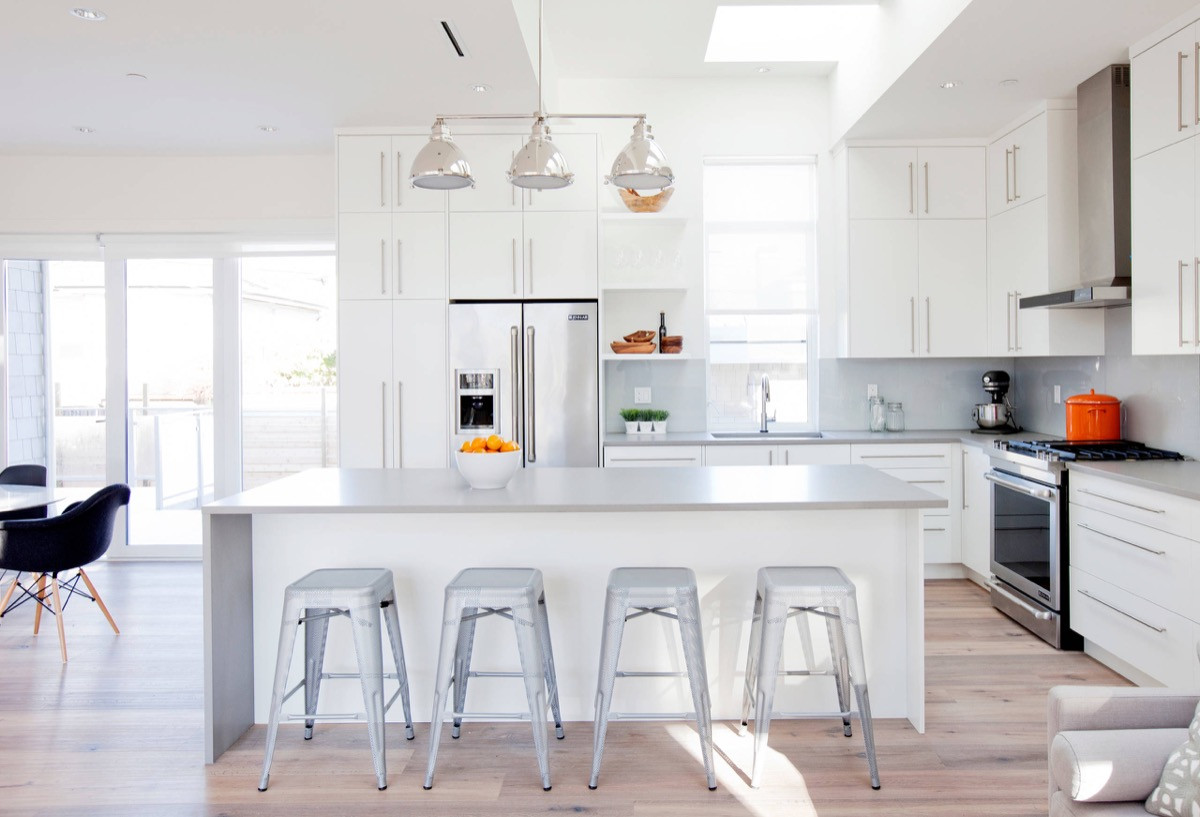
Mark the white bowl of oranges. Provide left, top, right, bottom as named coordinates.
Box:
left=455, top=435, right=522, bottom=489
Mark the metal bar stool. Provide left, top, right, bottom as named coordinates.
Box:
left=589, top=566, right=716, bottom=790
left=424, top=567, right=564, bottom=791
left=258, top=568, right=415, bottom=792
left=740, top=565, right=880, bottom=789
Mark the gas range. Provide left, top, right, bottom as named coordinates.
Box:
left=990, top=439, right=1185, bottom=483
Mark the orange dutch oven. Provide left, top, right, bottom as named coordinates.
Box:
left=1065, top=389, right=1121, bottom=441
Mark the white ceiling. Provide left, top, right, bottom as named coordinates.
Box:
left=3, top=0, right=1200, bottom=154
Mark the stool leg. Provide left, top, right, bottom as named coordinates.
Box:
left=513, top=599, right=552, bottom=790
left=259, top=597, right=302, bottom=792
left=302, top=607, right=332, bottom=740
left=749, top=598, right=787, bottom=789
left=677, top=589, right=716, bottom=790
left=854, top=683, right=881, bottom=790
left=423, top=600, right=463, bottom=790
left=588, top=590, right=627, bottom=789
left=740, top=590, right=764, bottom=731
left=535, top=595, right=565, bottom=739
left=381, top=600, right=415, bottom=740
left=451, top=606, right=478, bottom=739
left=838, top=594, right=880, bottom=790
left=349, top=603, right=388, bottom=790
left=824, top=606, right=853, bottom=738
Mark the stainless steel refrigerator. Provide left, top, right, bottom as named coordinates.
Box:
left=448, top=301, right=598, bottom=467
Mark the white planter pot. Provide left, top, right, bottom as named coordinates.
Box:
left=624, top=421, right=641, bottom=433
left=650, top=420, right=668, bottom=434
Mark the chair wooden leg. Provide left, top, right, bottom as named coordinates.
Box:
left=50, top=576, right=67, bottom=663
left=0, top=577, right=18, bottom=618
left=33, top=574, right=47, bottom=635
left=77, top=569, right=119, bottom=634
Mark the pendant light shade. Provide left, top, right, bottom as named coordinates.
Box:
left=608, top=118, right=674, bottom=191
left=508, top=119, right=573, bottom=190
left=410, top=119, right=474, bottom=190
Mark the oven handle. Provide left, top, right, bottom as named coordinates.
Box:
left=985, top=471, right=1055, bottom=500
left=988, top=578, right=1054, bottom=621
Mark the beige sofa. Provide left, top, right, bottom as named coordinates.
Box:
left=1048, top=686, right=1199, bottom=816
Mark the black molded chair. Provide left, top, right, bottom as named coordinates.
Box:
left=0, top=463, right=48, bottom=521
left=0, top=484, right=130, bottom=662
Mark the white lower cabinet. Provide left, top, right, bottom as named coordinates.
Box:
left=604, top=446, right=703, bottom=468
left=852, top=443, right=958, bottom=565
left=1068, top=471, right=1200, bottom=685
left=701, top=444, right=852, bottom=466
left=960, top=445, right=992, bottom=579
left=338, top=300, right=448, bottom=469
left=703, top=445, right=775, bottom=466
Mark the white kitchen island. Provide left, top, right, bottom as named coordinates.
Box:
left=202, top=465, right=944, bottom=763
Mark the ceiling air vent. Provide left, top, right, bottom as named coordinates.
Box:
left=440, top=21, right=466, bottom=57
left=1113, top=64, right=1130, bottom=87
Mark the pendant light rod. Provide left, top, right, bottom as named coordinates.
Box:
left=538, top=0, right=545, bottom=116
left=431, top=112, right=649, bottom=122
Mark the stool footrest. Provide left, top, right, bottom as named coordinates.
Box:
left=615, top=670, right=687, bottom=678
left=767, top=710, right=856, bottom=720
left=466, top=671, right=525, bottom=678
left=607, top=712, right=697, bottom=721
left=288, top=712, right=363, bottom=722
left=448, top=711, right=532, bottom=721
left=780, top=670, right=837, bottom=677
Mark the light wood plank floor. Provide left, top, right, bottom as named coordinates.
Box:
left=0, top=564, right=1128, bottom=816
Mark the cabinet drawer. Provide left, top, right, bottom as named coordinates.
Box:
left=604, top=446, right=702, bottom=468
left=877, top=467, right=951, bottom=500
left=1070, top=472, right=1199, bottom=538
left=779, top=444, right=851, bottom=465
left=852, top=443, right=952, bottom=468
left=1070, top=567, right=1196, bottom=688
left=1070, top=504, right=1196, bottom=621
left=923, top=512, right=953, bottom=564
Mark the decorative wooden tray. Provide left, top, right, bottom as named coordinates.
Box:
left=610, top=341, right=656, bottom=354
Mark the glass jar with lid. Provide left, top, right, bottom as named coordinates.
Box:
left=885, top=401, right=905, bottom=432
left=869, top=395, right=887, bottom=432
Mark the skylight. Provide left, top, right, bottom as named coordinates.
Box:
left=704, top=4, right=879, bottom=63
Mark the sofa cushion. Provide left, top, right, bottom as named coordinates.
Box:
left=1050, top=791, right=1164, bottom=817
left=1146, top=702, right=1200, bottom=816
left=1050, top=728, right=1187, bottom=802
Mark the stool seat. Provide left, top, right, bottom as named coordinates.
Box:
left=742, top=565, right=878, bottom=790
left=425, top=567, right=563, bottom=791
left=258, top=567, right=414, bottom=792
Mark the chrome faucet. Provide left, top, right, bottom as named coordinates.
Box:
left=759, top=373, right=771, bottom=433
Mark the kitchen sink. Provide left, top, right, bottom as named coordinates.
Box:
left=710, top=431, right=824, bottom=439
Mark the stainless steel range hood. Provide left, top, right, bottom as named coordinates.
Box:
left=1020, top=65, right=1131, bottom=310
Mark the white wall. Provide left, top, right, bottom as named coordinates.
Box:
left=0, top=154, right=333, bottom=236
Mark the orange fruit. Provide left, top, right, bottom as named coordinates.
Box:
left=460, top=440, right=472, bottom=452
left=468, top=438, right=486, bottom=452
left=486, top=435, right=503, bottom=451
left=500, top=441, right=517, bottom=452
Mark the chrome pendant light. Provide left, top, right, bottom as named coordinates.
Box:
left=509, top=117, right=573, bottom=189
left=410, top=119, right=474, bottom=190
left=608, top=118, right=674, bottom=191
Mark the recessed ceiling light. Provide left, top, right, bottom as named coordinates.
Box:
left=470, top=83, right=490, bottom=93
left=70, top=8, right=106, bottom=21
left=1000, top=78, right=1019, bottom=87
left=258, top=125, right=278, bottom=133
left=125, top=72, right=147, bottom=80
left=939, top=80, right=962, bottom=89
left=74, top=126, right=95, bottom=134
left=756, top=66, right=772, bottom=74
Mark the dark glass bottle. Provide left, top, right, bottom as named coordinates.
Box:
left=658, top=311, right=667, bottom=354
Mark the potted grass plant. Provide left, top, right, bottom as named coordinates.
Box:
left=620, top=408, right=643, bottom=433
left=648, top=409, right=669, bottom=434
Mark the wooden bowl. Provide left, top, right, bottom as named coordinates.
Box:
left=623, top=330, right=656, bottom=343
left=619, top=187, right=674, bottom=214
left=660, top=335, right=683, bottom=354
left=610, top=341, right=656, bottom=354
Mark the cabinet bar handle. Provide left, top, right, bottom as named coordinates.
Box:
left=908, top=162, right=914, bottom=213
left=907, top=479, right=946, bottom=485
left=1079, top=589, right=1166, bottom=633
left=380, top=382, right=387, bottom=467
left=1078, top=487, right=1165, bottom=514
left=1006, top=291, right=1013, bottom=351
left=396, top=381, right=403, bottom=468
left=784, top=449, right=789, bottom=466
left=526, top=325, right=536, bottom=463
left=1195, top=42, right=1199, bottom=125
left=1194, top=257, right=1199, bottom=346
left=1004, top=148, right=1012, bottom=203
left=380, top=151, right=386, bottom=208
left=1076, top=522, right=1166, bottom=555
left=511, top=238, right=518, bottom=294
left=510, top=327, right=521, bottom=444
left=1012, top=145, right=1020, bottom=200
left=961, top=449, right=968, bottom=509
left=925, top=296, right=931, bottom=353
left=396, top=239, right=403, bottom=294
left=396, top=151, right=403, bottom=206
left=768, top=450, right=774, bottom=466
left=1180, top=260, right=1187, bottom=347
left=611, top=457, right=696, bottom=463
left=923, top=161, right=929, bottom=214
left=859, top=454, right=945, bottom=459
left=1181, top=51, right=1190, bottom=132
left=380, top=239, right=386, bottom=295
left=528, top=238, right=534, bottom=294
left=1013, top=291, right=1021, bottom=351
left=910, top=296, right=916, bottom=353
left=511, top=152, right=517, bottom=207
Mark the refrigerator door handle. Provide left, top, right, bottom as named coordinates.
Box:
left=510, top=326, right=520, bottom=444
left=525, top=325, right=536, bottom=463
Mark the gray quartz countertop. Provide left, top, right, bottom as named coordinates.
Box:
left=1066, top=460, right=1200, bottom=502
left=204, top=465, right=947, bottom=515
left=603, top=429, right=1053, bottom=449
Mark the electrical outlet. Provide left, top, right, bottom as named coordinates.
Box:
left=634, top=387, right=651, bottom=404
left=867, top=384, right=878, bottom=398
left=1053, top=385, right=1061, bottom=404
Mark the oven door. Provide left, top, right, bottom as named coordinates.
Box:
left=986, top=468, right=1061, bottom=611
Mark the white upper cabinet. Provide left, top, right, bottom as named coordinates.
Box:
left=848, top=147, right=983, bottom=219
left=918, top=220, right=988, bottom=357
left=448, top=212, right=524, bottom=300
left=338, top=213, right=392, bottom=300
left=338, top=134, right=447, bottom=213
left=987, top=113, right=1049, bottom=216
left=393, top=213, right=447, bottom=300
left=447, top=135, right=525, bottom=213
left=523, top=212, right=598, bottom=299
left=847, top=220, right=920, bottom=356
left=338, top=212, right=446, bottom=300
left=1132, top=23, right=1200, bottom=160
left=523, top=133, right=599, bottom=212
